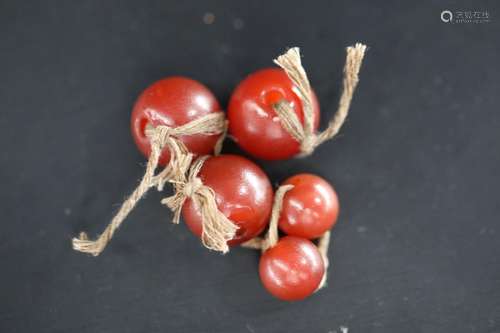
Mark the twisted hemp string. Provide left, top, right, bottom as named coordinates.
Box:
left=273, top=43, right=367, bottom=157
left=72, top=112, right=227, bottom=256
left=161, top=156, right=239, bottom=253
left=241, top=184, right=331, bottom=290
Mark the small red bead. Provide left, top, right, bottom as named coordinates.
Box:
left=182, top=154, right=274, bottom=246
left=279, top=174, right=339, bottom=239
left=228, top=68, right=320, bottom=160
left=131, top=77, right=221, bottom=166
left=259, top=236, right=324, bottom=301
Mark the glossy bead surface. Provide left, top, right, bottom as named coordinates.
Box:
left=182, top=154, right=273, bottom=246
left=131, top=77, right=221, bottom=166
left=259, top=236, right=324, bottom=301
left=279, top=173, right=339, bottom=239
left=228, top=68, right=320, bottom=160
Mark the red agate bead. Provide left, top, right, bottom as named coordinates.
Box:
left=279, top=174, right=339, bottom=239
left=228, top=68, right=320, bottom=160
left=131, top=77, right=221, bottom=166
left=182, top=154, right=273, bottom=246
left=259, top=236, right=324, bottom=301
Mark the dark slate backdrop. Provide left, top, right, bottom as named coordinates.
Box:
left=1, top=1, right=499, bottom=332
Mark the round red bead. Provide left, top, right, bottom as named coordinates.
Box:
left=131, top=77, right=221, bottom=166
left=279, top=174, right=339, bottom=239
left=228, top=68, right=320, bottom=160
left=182, top=154, right=274, bottom=246
left=259, top=236, right=325, bottom=301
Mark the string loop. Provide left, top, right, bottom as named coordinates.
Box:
left=72, top=112, right=227, bottom=256
left=273, top=43, right=367, bottom=156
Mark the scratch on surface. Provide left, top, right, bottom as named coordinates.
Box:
left=356, top=226, right=367, bottom=233
left=328, top=326, right=349, bottom=333
left=233, top=18, right=244, bottom=30
left=246, top=323, right=255, bottom=333
left=202, top=12, right=215, bottom=24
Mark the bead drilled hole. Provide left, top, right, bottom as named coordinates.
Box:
left=139, top=117, right=149, bottom=139
left=235, top=226, right=247, bottom=238
left=262, top=89, right=286, bottom=107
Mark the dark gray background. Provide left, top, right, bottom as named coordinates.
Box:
left=1, top=1, right=499, bottom=332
